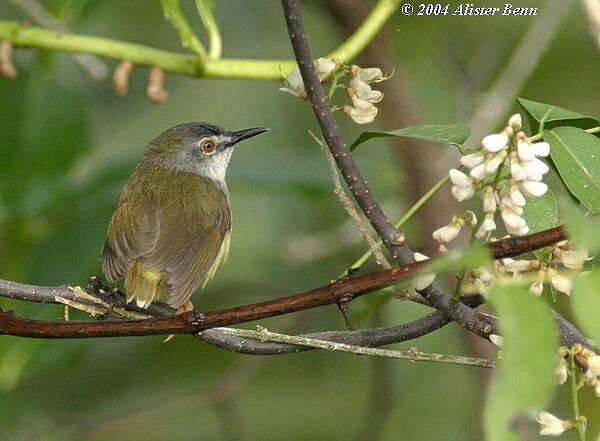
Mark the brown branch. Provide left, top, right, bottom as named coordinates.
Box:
left=0, top=224, right=587, bottom=353
left=0, top=262, right=423, bottom=338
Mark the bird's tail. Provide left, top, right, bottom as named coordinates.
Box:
left=125, top=262, right=163, bottom=308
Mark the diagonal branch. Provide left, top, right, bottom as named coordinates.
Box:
left=280, top=0, right=496, bottom=337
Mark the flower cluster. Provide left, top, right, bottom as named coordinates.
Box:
left=459, top=239, right=587, bottom=298
left=279, top=59, right=387, bottom=124
left=342, top=66, right=384, bottom=124
left=434, top=113, right=551, bottom=244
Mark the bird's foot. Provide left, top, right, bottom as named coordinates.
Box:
left=174, top=300, right=194, bottom=315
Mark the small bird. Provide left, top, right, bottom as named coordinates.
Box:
left=102, top=122, right=268, bottom=310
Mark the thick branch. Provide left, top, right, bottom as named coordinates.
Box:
left=0, top=263, right=423, bottom=338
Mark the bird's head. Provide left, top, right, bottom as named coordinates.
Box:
left=143, top=122, right=269, bottom=183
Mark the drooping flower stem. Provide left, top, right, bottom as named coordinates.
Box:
left=569, top=353, right=587, bottom=441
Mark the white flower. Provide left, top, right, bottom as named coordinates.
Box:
left=449, top=170, right=476, bottom=202
left=482, top=132, right=509, bottom=153
left=432, top=221, right=462, bottom=243
left=315, top=58, right=337, bottom=78
left=520, top=180, right=548, bottom=197
left=469, top=163, right=488, bottom=180
left=342, top=95, right=378, bottom=124
left=475, top=213, right=496, bottom=239
left=501, top=208, right=527, bottom=231
left=555, top=357, right=568, bottom=385
left=533, top=141, right=550, bottom=157
left=509, top=184, right=526, bottom=207
left=355, top=66, right=383, bottom=82
left=548, top=268, right=572, bottom=295
left=510, top=159, right=526, bottom=181
left=529, top=270, right=545, bottom=296
left=508, top=113, right=522, bottom=131
left=449, top=169, right=472, bottom=186
left=501, top=197, right=523, bottom=216
left=517, top=139, right=550, bottom=161
left=280, top=58, right=337, bottom=100
left=536, top=412, right=569, bottom=436
left=348, top=78, right=383, bottom=102
left=279, top=68, right=306, bottom=99
left=452, top=185, right=476, bottom=202
left=559, top=250, right=588, bottom=270
left=460, top=152, right=485, bottom=169
left=586, top=354, right=600, bottom=377
left=411, top=252, right=436, bottom=290
left=522, top=158, right=549, bottom=181
left=502, top=258, right=534, bottom=273
left=485, top=150, right=507, bottom=174
left=483, top=187, right=497, bottom=213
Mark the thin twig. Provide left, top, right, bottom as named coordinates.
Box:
left=220, top=326, right=496, bottom=368
left=310, top=130, right=390, bottom=268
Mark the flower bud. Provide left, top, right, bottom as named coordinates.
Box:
left=508, top=113, right=522, bottom=131
left=482, top=132, right=509, bottom=153
left=460, top=152, right=485, bottom=169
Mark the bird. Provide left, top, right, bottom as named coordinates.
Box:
left=101, top=122, right=268, bottom=311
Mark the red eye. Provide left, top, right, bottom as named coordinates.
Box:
left=200, top=139, right=216, bottom=154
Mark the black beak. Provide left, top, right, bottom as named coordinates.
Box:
left=229, top=127, right=269, bottom=146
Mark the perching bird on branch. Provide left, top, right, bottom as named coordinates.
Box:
left=102, top=122, right=268, bottom=311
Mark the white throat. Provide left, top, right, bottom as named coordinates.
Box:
left=200, top=147, right=234, bottom=183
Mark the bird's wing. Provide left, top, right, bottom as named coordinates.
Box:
left=140, top=178, right=231, bottom=308
left=101, top=177, right=161, bottom=282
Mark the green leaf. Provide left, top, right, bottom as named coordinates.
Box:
left=517, top=98, right=598, bottom=133
left=544, top=127, right=600, bottom=213
left=484, top=285, right=557, bottom=441
left=522, top=188, right=558, bottom=260
left=572, top=271, right=600, bottom=343
left=558, top=196, right=600, bottom=253
left=350, top=123, right=470, bottom=150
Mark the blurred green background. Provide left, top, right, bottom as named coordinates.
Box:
left=0, top=1, right=598, bottom=440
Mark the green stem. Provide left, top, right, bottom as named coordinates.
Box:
left=326, top=0, right=400, bottom=62
left=0, top=0, right=399, bottom=80
left=160, top=0, right=207, bottom=59
left=569, top=354, right=586, bottom=441
left=195, top=0, right=222, bottom=59
left=348, top=173, right=449, bottom=271
left=530, top=125, right=599, bottom=142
